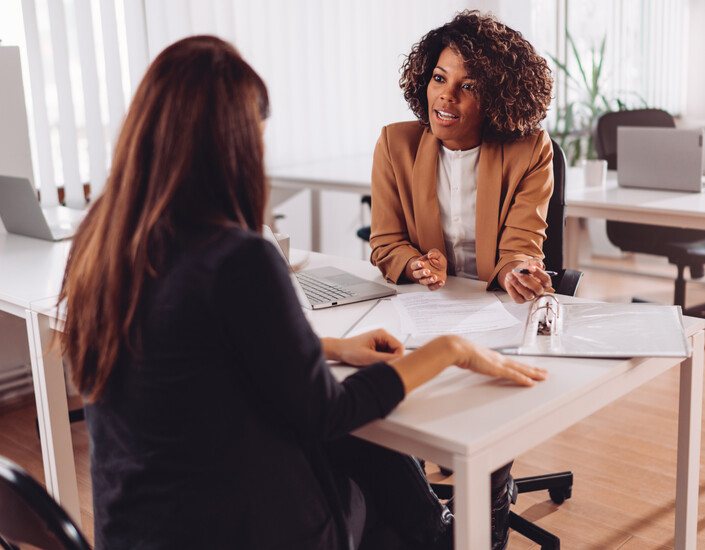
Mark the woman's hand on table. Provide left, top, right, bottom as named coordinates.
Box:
left=502, top=259, right=553, bottom=304
left=321, top=329, right=405, bottom=366
left=405, top=249, right=448, bottom=290
left=388, top=334, right=548, bottom=394
left=449, top=336, right=548, bottom=386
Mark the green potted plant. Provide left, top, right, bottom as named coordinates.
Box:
left=548, top=32, right=645, bottom=166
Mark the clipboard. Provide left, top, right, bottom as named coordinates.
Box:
left=511, top=295, right=690, bottom=358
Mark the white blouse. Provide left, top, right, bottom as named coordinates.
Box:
left=436, top=144, right=480, bottom=279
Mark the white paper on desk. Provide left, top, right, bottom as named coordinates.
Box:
left=392, top=292, right=523, bottom=348
left=345, top=297, right=528, bottom=350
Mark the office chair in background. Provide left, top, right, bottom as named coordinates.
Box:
left=357, top=194, right=372, bottom=242
left=0, top=456, right=91, bottom=550
left=594, top=109, right=705, bottom=317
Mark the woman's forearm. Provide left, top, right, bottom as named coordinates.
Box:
left=321, top=337, right=343, bottom=362
left=387, top=335, right=459, bottom=394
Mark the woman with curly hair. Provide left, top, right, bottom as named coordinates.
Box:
left=370, top=10, right=554, bottom=305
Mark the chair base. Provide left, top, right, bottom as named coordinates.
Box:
left=430, top=471, right=572, bottom=549
left=508, top=471, right=572, bottom=549
left=509, top=511, right=560, bottom=550
left=515, top=471, right=573, bottom=504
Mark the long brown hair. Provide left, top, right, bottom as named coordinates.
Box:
left=59, top=35, right=269, bottom=402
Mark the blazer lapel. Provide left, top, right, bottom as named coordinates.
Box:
left=412, top=130, right=446, bottom=255
left=475, top=140, right=503, bottom=281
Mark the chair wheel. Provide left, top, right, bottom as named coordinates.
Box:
left=549, top=485, right=572, bottom=504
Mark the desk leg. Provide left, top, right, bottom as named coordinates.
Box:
left=565, top=216, right=580, bottom=270
left=674, top=329, right=704, bottom=549
left=26, top=311, right=81, bottom=527
left=311, top=189, right=321, bottom=252
left=453, top=453, right=491, bottom=549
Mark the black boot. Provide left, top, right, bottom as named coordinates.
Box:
left=491, top=475, right=517, bottom=550
left=443, top=475, right=515, bottom=550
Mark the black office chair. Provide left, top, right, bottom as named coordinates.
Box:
left=594, top=109, right=705, bottom=317
left=544, top=139, right=584, bottom=296
left=357, top=195, right=372, bottom=242
left=0, top=456, right=91, bottom=550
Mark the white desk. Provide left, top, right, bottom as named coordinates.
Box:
left=0, top=233, right=71, bottom=317
left=293, top=250, right=704, bottom=549
left=0, top=233, right=80, bottom=525
left=565, top=168, right=705, bottom=269
left=21, top=247, right=705, bottom=549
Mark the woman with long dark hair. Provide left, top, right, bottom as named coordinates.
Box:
left=59, top=35, right=546, bottom=549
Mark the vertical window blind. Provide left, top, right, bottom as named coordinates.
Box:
left=15, top=0, right=473, bottom=207
left=19, top=0, right=148, bottom=207
left=9, top=0, right=690, bottom=209
left=563, top=0, right=687, bottom=115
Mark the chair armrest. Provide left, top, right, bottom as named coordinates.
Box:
left=553, top=269, right=583, bottom=297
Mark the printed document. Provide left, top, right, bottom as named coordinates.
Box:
left=394, top=291, right=518, bottom=333
left=344, top=277, right=528, bottom=350
left=385, top=292, right=524, bottom=348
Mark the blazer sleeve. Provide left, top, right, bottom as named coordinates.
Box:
left=214, top=237, right=405, bottom=440
left=490, top=131, right=553, bottom=285
left=369, top=126, right=423, bottom=283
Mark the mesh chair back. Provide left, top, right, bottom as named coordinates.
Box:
left=0, top=456, right=90, bottom=550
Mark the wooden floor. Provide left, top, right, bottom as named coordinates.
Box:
left=3, top=251, right=705, bottom=549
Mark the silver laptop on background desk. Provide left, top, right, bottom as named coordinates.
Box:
left=0, top=175, right=86, bottom=241
left=617, top=127, right=705, bottom=192
left=262, top=225, right=396, bottom=309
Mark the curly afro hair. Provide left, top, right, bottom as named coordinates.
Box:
left=400, top=10, right=553, bottom=142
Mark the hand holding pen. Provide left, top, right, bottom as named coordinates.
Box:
left=503, top=259, right=555, bottom=304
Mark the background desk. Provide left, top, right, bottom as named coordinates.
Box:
left=22, top=248, right=705, bottom=549
left=268, top=155, right=372, bottom=252
left=270, top=157, right=705, bottom=276
left=565, top=168, right=705, bottom=269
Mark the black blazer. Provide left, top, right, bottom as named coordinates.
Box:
left=85, top=227, right=404, bottom=549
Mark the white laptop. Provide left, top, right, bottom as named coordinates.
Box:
left=262, top=225, right=396, bottom=309
left=0, top=175, right=86, bottom=241
left=617, top=127, right=705, bottom=192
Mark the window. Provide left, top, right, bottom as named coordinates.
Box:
left=2, top=0, right=143, bottom=206
left=536, top=0, right=688, bottom=163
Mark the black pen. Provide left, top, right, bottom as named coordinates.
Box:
left=512, top=268, right=558, bottom=276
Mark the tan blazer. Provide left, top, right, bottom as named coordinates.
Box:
left=370, top=121, right=553, bottom=288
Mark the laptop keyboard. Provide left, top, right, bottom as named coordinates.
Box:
left=296, top=271, right=355, bottom=304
